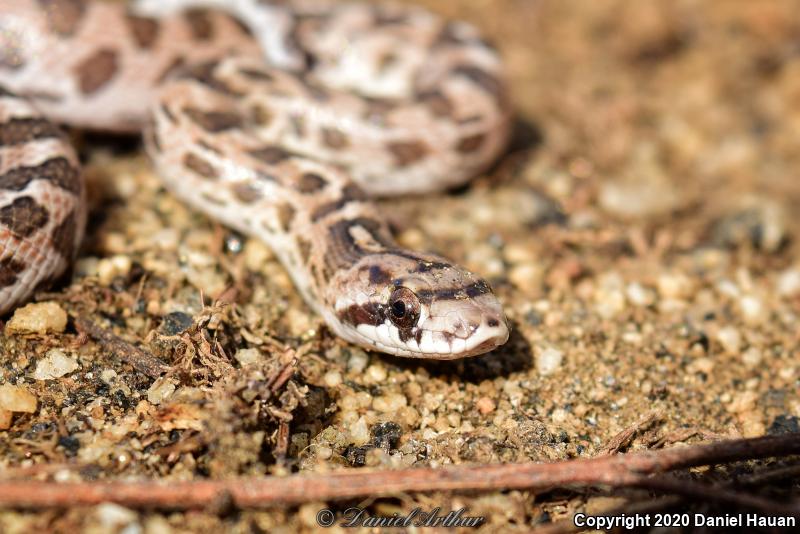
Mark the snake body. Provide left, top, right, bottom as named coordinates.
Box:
left=0, top=0, right=511, bottom=358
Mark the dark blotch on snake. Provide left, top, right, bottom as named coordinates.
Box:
left=38, top=0, right=87, bottom=37
left=456, top=133, right=486, bottom=153
left=339, top=302, right=385, bottom=327
left=185, top=9, right=215, bottom=41
left=295, top=172, right=327, bottom=193
left=0, top=157, right=81, bottom=194
left=249, top=146, right=292, bottom=165
left=0, top=117, right=64, bottom=146
left=0, top=196, right=49, bottom=238
left=0, top=257, right=26, bottom=288
left=51, top=209, right=80, bottom=260
left=321, top=128, right=350, bottom=149
left=183, top=153, right=218, bottom=180
left=184, top=108, right=243, bottom=132
left=74, top=49, right=119, bottom=95
left=387, top=140, right=429, bottom=167
left=367, top=265, right=392, bottom=285
left=125, top=14, right=160, bottom=49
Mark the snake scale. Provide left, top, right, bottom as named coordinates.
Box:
left=0, top=0, right=512, bottom=358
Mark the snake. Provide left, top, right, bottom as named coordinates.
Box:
left=0, top=0, right=512, bottom=359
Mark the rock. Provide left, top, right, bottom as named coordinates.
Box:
left=94, top=503, right=138, bottom=529
left=233, top=348, right=261, bottom=366
left=33, top=349, right=79, bottom=380
left=350, top=416, right=370, bottom=446
left=147, top=378, right=176, bottom=405
left=0, top=384, right=37, bottom=413
left=5, top=302, right=68, bottom=335
left=657, top=272, right=693, bottom=299
left=716, top=327, right=742, bottom=354
left=323, top=370, right=342, bottom=387
left=97, top=254, right=132, bottom=285
left=777, top=268, right=800, bottom=297
left=536, top=347, right=564, bottom=375
left=739, top=295, right=766, bottom=325
left=476, top=397, right=496, bottom=415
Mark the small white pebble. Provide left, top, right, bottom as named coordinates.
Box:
left=742, top=347, right=763, bottom=368
left=146, top=378, right=176, bottom=405
left=97, top=254, right=132, bottom=285
left=657, top=272, right=693, bottom=299
left=626, top=282, right=655, bottom=307
left=233, top=348, right=261, bottom=366
left=364, top=364, right=387, bottom=383
left=100, top=369, right=118, bottom=384
left=347, top=349, right=369, bottom=374
left=739, top=295, right=766, bottom=324
left=5, top=302, right=67, bottom=335
left=717, top=326, right=742, bottom=354
left=551, top=408, right=568, bottom=424
left=95, top=503, right=138, bottom=528
left=350, top=416, right=370, bottom=446
left=536, top=346, right=564, bottom=376
left=373, top=393, right=407, bottom=413
left=323, top=370, right=342, bottom=388
left=33, top=349, right=79, bottom=380
left=777, top=268, right=800, bottom=297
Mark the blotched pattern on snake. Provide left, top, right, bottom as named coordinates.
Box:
left=0, top=0, right=512, bottom=358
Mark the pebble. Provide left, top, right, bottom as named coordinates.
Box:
left=347, top=349, right=369, bottom=374
left=233, top=348, right=261, bottom=366
left=626, top=282, right=655, bottom=307
left=323, top=370, right=342, bottom=388
left=33, top=349, right=79, bottom=380
left=364, top=364, right=388, bottom=384
left=741, top=347, right=763, bottom=368
left=146, top=378, right=176, bottom=405
left=777, top=268, right=800, bottom=297
left=716, top=326, right=742, bottom=354
left=96, top=254, right=132, bottom=285
left=372, top=393, right=407, bottom=413
left=657, top=272, right=693, bottom=299
left=739, top=295, right=766, bottom=324
left=94, top=503, right=139, bottom=529
left=476, top=397, right=496, bottom=415
left=5, top=302, right=68, bottom=335
left=0, top=384, right=37, bottom=413
left=536, top=346, right=564, bottom=376
left=243, top=239, right=274, bottom=271
left=350, top=416, right=370, bottom=446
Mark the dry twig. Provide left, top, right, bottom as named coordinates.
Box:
left=75, top=317, right=168, bottom=378
left=0, top=434, right=797, bottom=511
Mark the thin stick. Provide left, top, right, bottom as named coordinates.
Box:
left=0, top=434, right=798, bottom=510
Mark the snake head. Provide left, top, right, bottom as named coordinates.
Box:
left=330, top=251, right=509, bottom=359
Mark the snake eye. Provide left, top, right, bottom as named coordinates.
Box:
left=388, top=287, right=420, bottom=329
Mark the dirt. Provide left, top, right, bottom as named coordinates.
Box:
left=1, top=0, right=799, bottom=532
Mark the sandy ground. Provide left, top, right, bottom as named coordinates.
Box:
left=1, top=0, right=799, bottom=532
